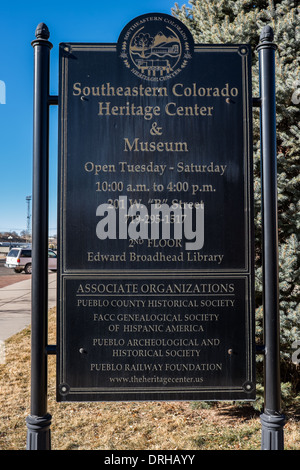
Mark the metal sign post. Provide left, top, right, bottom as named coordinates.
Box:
left=26, top=23, right=53, bottom=450
left=257, top=26, right=285, bottom=450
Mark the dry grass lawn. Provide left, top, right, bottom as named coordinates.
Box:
left=0, top=307, right=299, bottom=451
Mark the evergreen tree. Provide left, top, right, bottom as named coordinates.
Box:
left=173, top=0, right=300, bottom=392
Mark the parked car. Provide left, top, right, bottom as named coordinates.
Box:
left=5, top=246, right=57, bottom=274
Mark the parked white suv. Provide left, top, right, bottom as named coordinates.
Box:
left=5, top=246, right=57, bottom=274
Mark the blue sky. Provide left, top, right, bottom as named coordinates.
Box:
left=0, top=0, right=181, bottom=236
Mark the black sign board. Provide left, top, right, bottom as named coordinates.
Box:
left=57, top=13, right=255, bottom=401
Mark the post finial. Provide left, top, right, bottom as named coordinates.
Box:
left=256, top=25, right=277, bottom=51
left=35, top=23, right=50, bottom=40
left=260, top=25, right=274, bottom=43
left=32, top=23, right=52, bottom=49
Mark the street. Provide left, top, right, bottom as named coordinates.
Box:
left=0, top=258, right=56, bottom=341
left=0, top=258, right=28, bottom=288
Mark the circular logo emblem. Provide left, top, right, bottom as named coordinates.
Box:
left=118, top=13, right=194, bottom=82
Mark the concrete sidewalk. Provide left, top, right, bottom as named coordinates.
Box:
left=0, top=273, right=56, bottom=341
